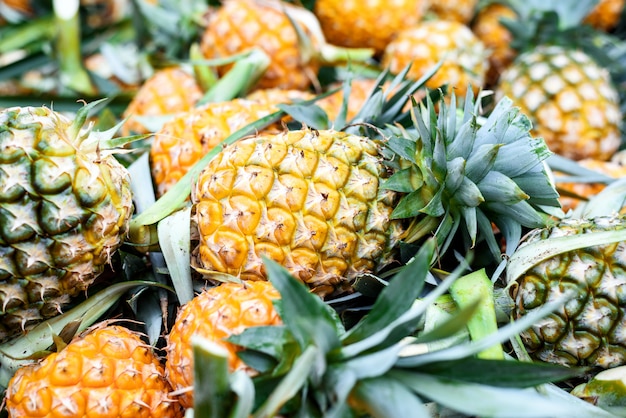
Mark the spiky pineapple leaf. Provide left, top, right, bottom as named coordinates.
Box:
left=340, top=238, right=435, bottom=345
left=349, top=376, right=430, bottom=418
left=412, top=357, right=585, bottom=388
left=192, top=337, right=233, bottom=418
left=279, top=103, right=331, bottom=130
left=391, top=371, right=600, bottom=418
left=264, top=257, right=341, bottom=353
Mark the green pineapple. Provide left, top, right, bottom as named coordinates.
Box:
left=0, top=102, right=134, bottom=342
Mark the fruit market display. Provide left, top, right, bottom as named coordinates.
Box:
left=4, top=0, right=626, bottom=417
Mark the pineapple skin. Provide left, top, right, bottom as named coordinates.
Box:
left=314, top=0, right=427, bottom=55
left=122, top=67, right=204, bottom=137
left=200, top=0, right=319, bottom=90
left=165, top=281, right=282, bottom=408
left=512, top=216, right=626, bottom=369
left=496, top=45, right=622, bottom=161
left=150, top=99, right=280, bottom=198
left=381, top=20, right=488, bottom=99
left=0, top=107, right=133, bottom=342
left=584, top=0, right=626, bottom=31
left=5, top=325, right=183, bottom=418
left=427, top=0, right=479, bottom=23
left=191, top=129, right=404, bottom=297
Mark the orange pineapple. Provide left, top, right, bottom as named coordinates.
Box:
left=381, top=20, right=488, bottom=98
left=5, top=325, right=183, bottom=418
left=584, top=0, right=626, bottom=31
left=313, top=0, right=428, bottom=55
left=121, top=67, right=204, bottom=136
left=427, top=0, right=479, bottom=23
left=165, top=281, right=282, bottom=408
left=471, top=3, right=518, bottom=86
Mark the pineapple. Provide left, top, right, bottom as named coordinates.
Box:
left=0, top=103, right=134, bottom=342
left=494, top=0, right=624, bottom=161
left=313, top=0, right=428, bottom=55
left=507, top=215, right=626, bottom=368
left=121, top=67, right=204, bottom=137
left=426, top=0, right=479, bottom=23
left=4, top=325, right=183, bottom=417
left=496, top=45, right=622, bottom=161
left=189, top=89, right=561, bottom=297
left=199, top=0, right=373, bottom=91
left=471, top=3, right=518, bottom=86
left=165, top=280, right=282, bottom=408
left=150, top=98, right=282, bottom=198
left=584, top=0, right=626, bottom=31
left=381, top=20, right=489, bottom=99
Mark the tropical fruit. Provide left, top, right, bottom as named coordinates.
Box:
left=199, top=0, right=372, bottom=91
left=0, top=104, right=134, bottom=343
left=381, top=20, right=488, bottom=99
left=121, top=67, right=204, bottom=136
left=584, top=0, right=626, bottom=31
left=313, top=0, right=427, bottom=55
left=189, top=91, right=560, bottom=297
left=496, top=45, right=622, bottom=161
left=165, top=280, right=282, bottom=408
left=471, top=3, right=518, bottom=86
left=508, top=215, right=626, bottom=368
left=427, top=0, right=479, bottom=23
left=4, top=325, right=183, bottom=418
left=150, top=98, right=280, bottom=198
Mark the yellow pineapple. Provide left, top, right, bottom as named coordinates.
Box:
left=381, top=20, right=488, bottom=99
left=165, top=281, right=282, bottom=408
left=121, top=67, right=204, bottom=136
left=313, top=0, right=428, bottom=55
left=427, top=0, right=479, bottom=23
left=199, top=0, right=373, bottom=91
left=150, top=98, right=282, bottom=198
left=5, top=325, right=183, bottom=417
left=471, top=3, right=518, bottom=86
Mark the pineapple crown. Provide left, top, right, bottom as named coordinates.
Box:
left=375, top=89, right=561, bottom=263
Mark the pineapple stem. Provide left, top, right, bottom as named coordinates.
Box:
left=53, top=0, right=97, bottom=95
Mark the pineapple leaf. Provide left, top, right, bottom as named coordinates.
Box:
left=263, top=257, right=341, bottom=353
left=412, top=357, right=585, bottom=388
left=477, top=170, right=530, bottom=204
left=391, top=371, right=596, bottom=418
left=230, top=371, right=256, bottom=418
left=341, top=238, right=434, bottom=345
left=157, top=207, right=193, bottom=305
left=279, top=103, right=331, bottom=130
left=349, top=376, right=430, bottom=418
left=192, top=336, right=233, bottom=418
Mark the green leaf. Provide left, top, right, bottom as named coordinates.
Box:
left=158, top=207, right=194, bottom=305
left=192, top=337, right=233, bottom=418
left=279, top=103, right=331, bottom=130
left=385, top=136, right=417, bottom=164
left=229, top=371, right=256, bottom=418
left=349, top=376, right=430, bottom=418
left=392, top=371, right=597, bottom=418
left=264, top=258, right=341, bottom=353
left=341, top=239, right=435, bottom=345
left=413, top=357, right=585, bottom=388
left=477, top=170, right=529, bottom=204
left=449, top=269, right=503, bottom=360
left=381, top=167, right=422, bottom=193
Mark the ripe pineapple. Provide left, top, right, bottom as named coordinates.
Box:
left=313, top=0, right=428, bottom=55
left=5, top=325, right=183, bottom=417
left=496, top=45, right=622, bottom=161
left=584, top=0, right=626, bottom=31
left=150, top=98, right=280, bottom=198
left=471, top=3, right=518, bottom=86
left=0, top=104, right=134, bottom=343
left=190, top=91, right=560, bottom=297
left=199, top=0, right=373, bottom=91
left=381, top=20, right=488, bottom=99
left=165, top=280, right=282, bottom=408
left=427, top=0, right=479, bottom=23
left=121, top=67, right=204, bottom=136
left=508, top=215, right=626, bottom=368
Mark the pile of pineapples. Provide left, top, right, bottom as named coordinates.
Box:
left=3, top=0, right=626, bottom=417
